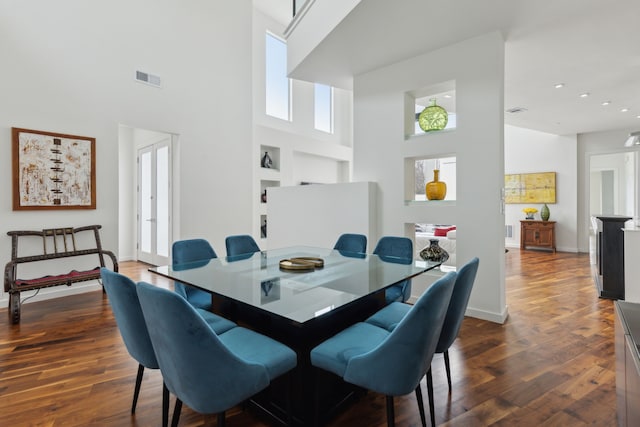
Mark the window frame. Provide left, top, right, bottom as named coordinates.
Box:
left=265, top=31, right=292, bottom=122
left=314, top=83, right=334, bottom=134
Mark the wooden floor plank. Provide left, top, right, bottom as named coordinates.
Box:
left=0, top=250, right=617, bottom=426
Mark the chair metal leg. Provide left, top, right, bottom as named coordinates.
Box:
left=162, top=382, right=169, bottom=427
left=171, top=398, right=183, bottom=427
left=217, top=411, right=225, bottom=427
left=426, top=368, right=435, bottom=427
left=386, top=395, right=395, bottom=427
left=415, top=384, right=427, bottom=427
left=132, top=364, right=144, bottom=414
left=443, top=350, right=452, bottom=390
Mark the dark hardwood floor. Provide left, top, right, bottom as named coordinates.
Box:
left=0, top=250, right=617, bottom=426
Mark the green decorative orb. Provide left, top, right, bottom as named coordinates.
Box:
left=418, top=98, right=448, bottom=132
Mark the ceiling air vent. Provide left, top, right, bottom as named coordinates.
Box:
left=135, top=70, right=162, bottom=88
left=506, top=107, right=528, bottom=114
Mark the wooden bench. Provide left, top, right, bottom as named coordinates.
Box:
left=4, top=225, right=118, bottom=324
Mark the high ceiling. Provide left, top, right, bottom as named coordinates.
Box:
left=254, top=0, right=640, bottom=136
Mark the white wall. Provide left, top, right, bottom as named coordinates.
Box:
left=577, top=128, right=640, bottom=251
left=118, top=126, right=135, bottom=261
left=286, top=0, right=363, bottom=88
left=268, top=182, right=377, bottom=249
left=589, top=152, right=632, bottom=217
left=0, top=1, right=360, bottom=310
left=292, top=152, right=348, bottom=184
left=118, top=127, right=174, bottom=261
left=0, top=0, right=254, bottom=305
left=353, top=32, right=507, bottom=323
left=252, top=9, right=353, bottom=148
left=252, top=9, right=354, bottom=247
left=504, top=125, right=578, bottom=252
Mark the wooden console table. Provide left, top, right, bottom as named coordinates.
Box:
left=520, top=220, right=556, bottom=253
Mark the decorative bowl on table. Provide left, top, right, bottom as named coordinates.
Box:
left=279, top=257, right=324, bottom=272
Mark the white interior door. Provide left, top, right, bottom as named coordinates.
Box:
left=137, top=139, right=171, bottom=265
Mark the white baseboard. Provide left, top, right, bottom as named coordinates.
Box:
left=505, top=243, right=579, bottom=253
left=465, top=305, right=509, bottom=324
left=557, top=246, right=579, bottom=253
left=406, top=269, right=509, bottom=324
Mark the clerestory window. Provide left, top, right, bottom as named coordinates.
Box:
left=265, top=32, right=291, bottom=121
left=314, top=83, right=333, bottom=133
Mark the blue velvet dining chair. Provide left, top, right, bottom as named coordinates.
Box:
left=101, top=267, right=236, bottom=424
left=171, top=239, right=217, bottom=310
left=225, top=234, right=261, bottom=259
left=135, top=281, right=297, bottom=427
left=434, top=257, right=479, bottom=389
left=373, top=236, right=414, bottom=304
left=366, top=257, right=480, bottom=390
left=333, top=233, right=367, bottom=254
left=171, top=239, right=237, bottom=333
left=310, top=271, right=456, bottom=427
left=100, top=268, right=158, bottom=415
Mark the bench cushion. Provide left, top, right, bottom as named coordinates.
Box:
left=14, top=267, right=101, bottom=289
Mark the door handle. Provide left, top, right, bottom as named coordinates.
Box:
left=145, top=218, right=156, bottom=222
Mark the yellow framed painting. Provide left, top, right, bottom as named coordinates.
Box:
left=505, top=172, right=556, bottom=204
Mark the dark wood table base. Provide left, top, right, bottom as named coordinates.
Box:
left=213, top=292, right=385, bottom=426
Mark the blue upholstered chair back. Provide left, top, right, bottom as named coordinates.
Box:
left=100, top=268, right=158, bottom=369
left=172, top=238, right=217, bottom=263
left=135, top=281, right=270, bottom=414
left=343, top=271, right=456, bottom=396
left=373, top=236, right=413, bottom=259
left=225, top=235, right=261, bottom=257
left=333, top=233, right=367, bottom=254
left=436, top=257, right=480, bottom=353
left=171, top=239, right=217, bottom=304
left=373, top=236, right=414, bottom=303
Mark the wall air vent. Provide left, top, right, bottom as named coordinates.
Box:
left=505, top=224, right=513, bottom=238
left=135, top=70, right=162, bottom=88
left=506, top=107, right=528, bottom=114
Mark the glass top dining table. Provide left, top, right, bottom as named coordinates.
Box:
left=149, top=246, right=442, bottom=325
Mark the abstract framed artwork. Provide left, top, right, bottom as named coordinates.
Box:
left=12, top=127, right=96, bottom=210
left=504, top=171, right=556, bottom=204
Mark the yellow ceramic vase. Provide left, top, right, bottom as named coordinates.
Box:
left=425, top=169, right=447, bottom=200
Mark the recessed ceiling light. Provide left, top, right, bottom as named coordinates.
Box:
left=443, top=94, right=452, bottom=99
left=637, top=115, right=640, bottom=119
left=621, top=108, right=630, bottom=113
left=602, top=101, right=611, bottom=106
left=579, top=93, right=590, bottom=98
left=554, top=83, right=565, bottom=89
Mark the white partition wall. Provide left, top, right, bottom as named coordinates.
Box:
left=352, top=32, right=507, bottom=323
left=268, top=182, right=377, bottom=250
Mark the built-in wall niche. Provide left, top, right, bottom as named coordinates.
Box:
left=260, top=214, right=268, bottom=239
left=403, top=222, right=457, bottom=271
left=404, top=80, right=456, bottom=139
left=405, top=156, right=457, bottom=203
left=260, top=145, right=280, bottom=171
left=260, top=180, right=279, bottom=204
